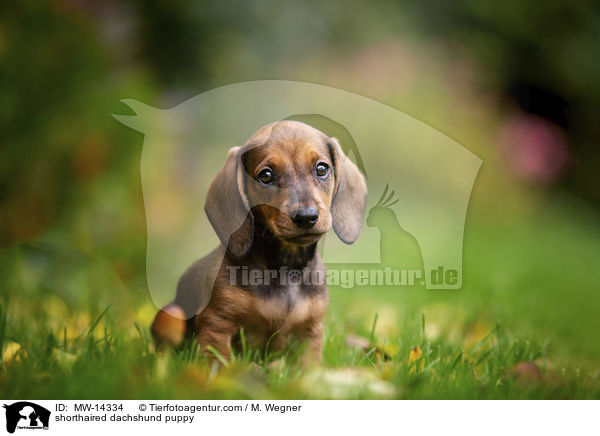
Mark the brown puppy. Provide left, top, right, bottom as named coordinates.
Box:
left=151, top=120, right=367, bottom=362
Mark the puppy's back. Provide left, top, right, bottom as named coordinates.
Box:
left=151, top=246, right=225, bottom=348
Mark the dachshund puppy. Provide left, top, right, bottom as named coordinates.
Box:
left=151, top=120, right=367, bottom=362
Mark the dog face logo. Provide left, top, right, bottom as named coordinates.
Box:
left=2, top=402, right=50, bottom=434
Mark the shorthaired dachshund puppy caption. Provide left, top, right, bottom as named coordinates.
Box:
left=151, top=121, right=367, bottom=362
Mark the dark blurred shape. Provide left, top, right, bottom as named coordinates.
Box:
left=407, top=0, right=600, bottom=200
left=137, top=0, right=212, bottom=87
left=0, top=1, right=144, bottom=249
left=508, top=82, right=568, bottom=128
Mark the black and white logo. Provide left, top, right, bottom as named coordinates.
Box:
left=3, top=402, right=50, bottom=434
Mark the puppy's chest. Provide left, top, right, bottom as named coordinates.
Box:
left=257, top=285, right=304, bottom=323
left=247, top=283, right=327, bottom=330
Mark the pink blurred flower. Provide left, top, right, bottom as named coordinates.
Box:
left=497, top=113, right=570, bottom=185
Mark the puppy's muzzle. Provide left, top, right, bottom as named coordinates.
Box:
left=291, top=207, right=319, bottom=229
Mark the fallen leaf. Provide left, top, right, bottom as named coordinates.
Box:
left=346, top=334, right=370, bottom=351
left=408, top=346, right=425, bottom=373
left=301, top=367, right=396, bottom=399
left=506, top=361, right=543, bottom=386
left=52, top=348, right=77, bottom=368
left=345, top=334, right=392, bottom=360
left=462, top=321, right=493, bottom=350
left=2, top=341, right=23, bottom=362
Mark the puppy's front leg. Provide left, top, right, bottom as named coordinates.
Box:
left=195, top=309, right=237, bottom=362
left=298, top=322, right=324, bottom=364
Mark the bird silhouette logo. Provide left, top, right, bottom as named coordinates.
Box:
left=367, top=184, right=424, bottom=273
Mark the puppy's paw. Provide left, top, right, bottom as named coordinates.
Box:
left=151, top=303, right=186, bottom=349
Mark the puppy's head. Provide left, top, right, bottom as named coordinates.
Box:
left=205, top=120, right=367, bottom=258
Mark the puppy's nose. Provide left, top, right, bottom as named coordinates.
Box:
left=291, top=207, right=319, bottom=229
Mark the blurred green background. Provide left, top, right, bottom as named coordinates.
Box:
left=1, top=0, right=599, bottom=398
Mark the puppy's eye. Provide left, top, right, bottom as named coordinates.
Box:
left=315, top=162, right=330, bottom=178
left=257, top=168, right=274, bottom=185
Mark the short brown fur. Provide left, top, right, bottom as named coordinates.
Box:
left=151, top=120, right=367, bottom=363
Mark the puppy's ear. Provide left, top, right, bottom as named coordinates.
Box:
left=328, top=137, right=368, bottom=244
left=205, top=146, right=254, bottom=258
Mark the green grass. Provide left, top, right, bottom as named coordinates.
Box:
left=1, top=305, right=597, bottom=399
left=1, top=196, right=599, bottom=399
